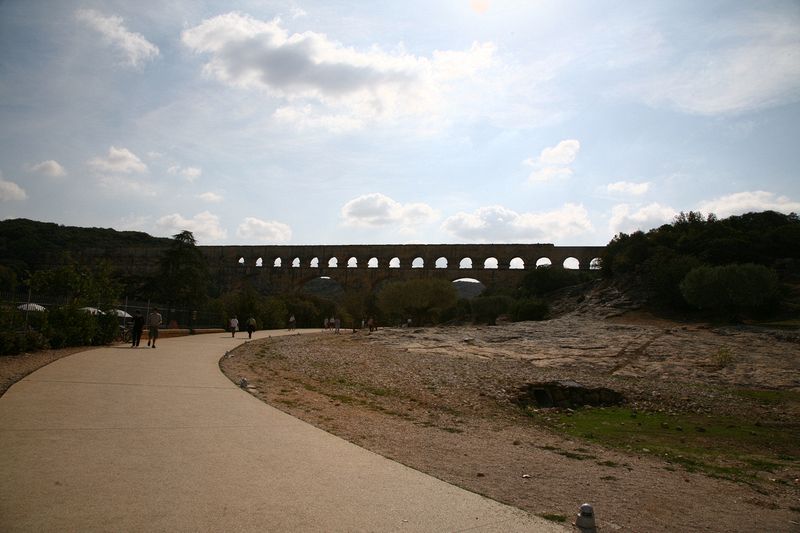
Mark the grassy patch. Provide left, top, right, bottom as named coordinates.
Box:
left=538, top=406, right=799, bottom=482
left=731, top=388, right=800, bottom=405
left=539, top=513, right=567, bottom=523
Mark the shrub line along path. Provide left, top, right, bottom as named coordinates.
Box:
left=0, top=329, right=565, bottom=532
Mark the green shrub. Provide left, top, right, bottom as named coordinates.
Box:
left=46, top=307, right=101, bottom=348
left=470, top=295, right=513, bottom=325
left=511, top=298, right=549, bottom=321
left=680, top=263, right=780, bottom=317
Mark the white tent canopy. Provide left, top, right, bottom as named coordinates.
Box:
left=79, top=307, right=105, bottom=315
left=18, top=303, right=45, bottom=312
left=109, top=309, right=132, bottom=318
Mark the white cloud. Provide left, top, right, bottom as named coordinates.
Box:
left=609, top=203, right=677, bottom=235
left=181, top=13, right=496, bottom=128
left=529, top=167, right=573, bottom=183
left=28, top=160, right=66, bottom=177
left=697, top=191, right=800, bottom=218
left=341, top=193, right=438, bottom=228
left=633, top=14, right=800, bottom=115
left=88, top=146, right=147, bottom=174
left=156, top=211, right=227, bottom=242
left=524, top=139, right=580, bottom=183
left=441, top=203, right=592, bottom=242
left=0, top=172, right=27, bottom=202
left=606, top=181, right=650, bottom=196
left=236, top=217, right=292, bottom=243
left=539, top=139, right=580, bottom=165
left=76, top=9, right=159, bottom=68
left=198, top=192, right=223, bottom=203
left=168, top=165, right=202, bottom=182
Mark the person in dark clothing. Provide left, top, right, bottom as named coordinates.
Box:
left=131, top=310, right=145, bottom=347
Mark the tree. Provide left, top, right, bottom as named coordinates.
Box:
left=680, top=263, right=780, bottom=318
left=377, top=279, right=458, bottom=326
left=154, top=231, right=210, bottom=311
left=470, top=295, right=513, bottom=325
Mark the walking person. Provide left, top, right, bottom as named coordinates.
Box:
left=246, top=316, right=256, bottom=339
left=131, top=310, right=144, bottom=347
left=323, top=317, right=329, bottom=331
left=229, top=316, right=239, bottom=338
left=146, top=307, right=162, bottom=348
left=288, top=314, right=296, bottom=331
left=334, top=316, right=341, bottom=334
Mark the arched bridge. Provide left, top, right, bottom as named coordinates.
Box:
left=199, top=243, right=605, bottom=294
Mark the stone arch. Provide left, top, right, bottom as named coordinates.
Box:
left=389, top=257, right=400, bottom=268
left=412, top=257, right=424, bottom=269
left=509, top=257, right=524, bottom=269
left=256, top=257, right=263, bottom=267
left=536, top=257, right=552, bottom=268
left=273, top=257, right=282, bottom=267
left=368, top=257, right=379, bottom=268
left=459, top=257, right=473, bottom=269
left=292, top=257, right=301, bottom=268
left=347, top=257, right=358, bottom=268
left=310, top=257, right=319, bottom=268
left=328, top=257, right=338, bottom=268
left=563, top=257, right=579, bottom=270
left=483, top=257, right=498, bottom=269
left=435, top=257, right=448, bottom=268
left=590, top=257, right=602, bottom=270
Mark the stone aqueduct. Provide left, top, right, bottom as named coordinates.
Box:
left=199, top=243, right=605, bottom=294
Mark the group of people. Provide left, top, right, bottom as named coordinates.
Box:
left=323, top=316, right=341, bottom=334
left=129, top=308, right=162, bottom=348
left=228, top=316, right=259, bottom=339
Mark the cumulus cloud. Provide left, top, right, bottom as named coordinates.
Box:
left=181, top=13, right=496, bottom=128
left=539, top=139, right=581, bottom=165
left=88, top=146, right=147, bottom=174
left=606, top=181, right=650, bottom=195
left=697, top=191, right=800, bottom=218
left=76, top=9, right=159, bottom=68
left=441, top=203, right=592, bottom=242
left=524, top=139, right=580, bottom=183
left=28, top=160, right=66, bottom=177
left=609, top=203, right=677, bottom=235
left=633, top=14, right=800, bottom=115
left=236, top=217, right=292, bottom=243
left=168, top=165, right=202, bottom=182
left=0, top=172, right=27, bottom=202
left=197, top=191, right=223, bottom=203
left=156, top=211, right=227, bottom=242
left=341, top=193, right=438, bottom=228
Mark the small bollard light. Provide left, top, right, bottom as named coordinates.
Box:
left=574, top=503, right=598, bottom=532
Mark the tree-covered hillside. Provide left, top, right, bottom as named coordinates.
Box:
left=0, top=218, right=170, bottom=278
left=600, top=210, right=800, bottom=316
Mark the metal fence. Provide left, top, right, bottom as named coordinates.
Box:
left=0, top=292, right=223, bottom=330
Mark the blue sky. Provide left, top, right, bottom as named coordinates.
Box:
left=1, top=0, right=798, bottom=246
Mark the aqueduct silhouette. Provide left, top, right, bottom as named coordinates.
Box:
left=199, top=244, right=605, bottom=294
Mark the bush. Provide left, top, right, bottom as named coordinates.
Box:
left=519, top=266, right=597, bottom=297
left=470, top=295, right=513, bottom=325
left=511, top=298, right=549, bottom=321
left=46, top=307, right=102, bottom=348
left=680, top=263, right=780, bottom=318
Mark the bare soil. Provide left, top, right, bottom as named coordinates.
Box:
left=0, top=346, right=95, bottom=397
left=221, top=311, right=800, bottom=532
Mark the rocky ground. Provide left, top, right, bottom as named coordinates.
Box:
left=0, top=346, right=94, bottom=397
left=221, top=302, right=800, bottom=532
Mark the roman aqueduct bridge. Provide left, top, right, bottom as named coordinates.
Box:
left=198, top=243, right=605, bottom=294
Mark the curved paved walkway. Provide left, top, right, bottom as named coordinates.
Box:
left=0, top=330, right=566, bottom=532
